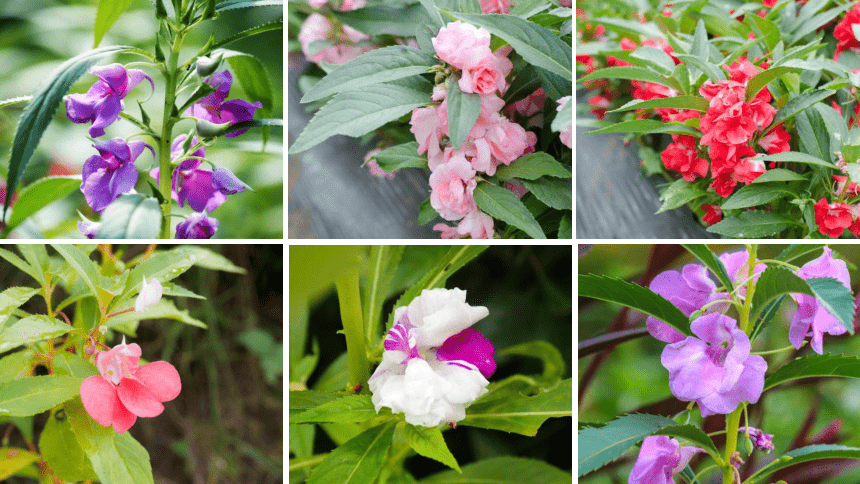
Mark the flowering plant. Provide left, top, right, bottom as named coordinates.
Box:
left=289, top=0, right=573, bottom=239
left=289, top=245, right=572, bottom=482
left=0, top=0, right=282, bottom=239
left=0, top=243, right=248, bottom=483
left=577, top=0, right=860, bottom=238
left=579, top=244, right=860, bottom=483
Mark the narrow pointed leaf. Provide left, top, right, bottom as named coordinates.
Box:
left=0, top=376, right=83, bottom=417
left=459, top=379, right=571, bottom=436
left=746, top=445, right=860, bottom=484
left=404, top=424, right=460, bottom=472
left=290, top=395, right=376, bottom=424
left=764, top=354, right=860, bottom=391
left=578, top=274, right=689, bottom=335
left=578, top=413, right=677, bottom=476
left=423, top=457, right=570, bottom=484
left=307, top=423, right=395, bottom=484
left=474, top=182, right=546, bottom=239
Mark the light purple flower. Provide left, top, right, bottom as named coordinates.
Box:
left=212, top=167, right=251, bottom=194
left=66, top=63, right=153, bottom=138
left=661, top=313, right=767, bottom=417
left=81, top=139, right=153, bottom=213
left=629, top=436, right=703, bottom=484
left=739, top=426, right=774, bottom=452
left=175, top=212, right=218, bottom=239
left=185, top=71, right=262, bottom=138
left=77, top=219, right=100, bottom=239
left=789, top=247, right=851, bottom=354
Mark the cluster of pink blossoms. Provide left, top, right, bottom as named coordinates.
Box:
left=297, top=0, right=372, bottom=66
left=410, top=21, right=539, bottom=239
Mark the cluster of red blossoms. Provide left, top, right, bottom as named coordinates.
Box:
left=813, top=153, right=860, bottom=238
left=660, top=58, right=791, bottom=197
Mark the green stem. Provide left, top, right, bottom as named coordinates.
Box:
left=336, top=265, right=370, bottom=392
left=752, top=341, right=805, bottom=355
left=158, top=27, right=186, bottom=238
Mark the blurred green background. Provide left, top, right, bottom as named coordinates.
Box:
left=290, top=245, right=573, bottom=482
left=0, top=244, right=283, bottom=483
left=579, top=244, right=860, bottom=484
left=0, top=0, right=283, bottom=238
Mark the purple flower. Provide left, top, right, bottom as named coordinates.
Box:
left=629, top=436, right=703, bottom=484
left=789, top=247, right=851, bottom=354
left=661, top=313, right=767, bottom=417
left=151, top=134, right=226, bottom=213
left=739, top=426, right=774, bottom=452
left=436, top=327, right=496, bottom=379
left=175, top=212, right=218, bottom=239
left=66, top=64, right=153, bottom=138
left=81, top=139, right=153, bottom=213
left=212, top=167, right=251, bottom=194
left=77, top=219, right=100, bottom=239
left=185, top=71, right=262, bottom=138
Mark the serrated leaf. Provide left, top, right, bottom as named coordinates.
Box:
left=290, top=84, right=430, bottom=154
left=657, top=179, right=709, bottom=214
left=720, top=183, right=794, bottom=210
left=447, top=75, right=481, bottom=149
left=93, top=0, right=135, bottom=47
left=521, top=176, right=570, bottom=210
left=216, top=0, right=282, bottom=11
left=586, top=119, right=700, bottom=136
left=211, top=18, right=283, bottom=51
left=373, top=142, right=427, bottom=172
left=495, top=152, right=570, bottom=181
left=807, top=277, right=855, bottom=334
left=750, top=267, right=813, bottom=317
left=0, top=315, right=71, bottom=353
left=4, top=45, right=136, bottom=219
left=578, top=413, right=677, bottom=476
left=474, top=183, right=545, bottom=239
left=579, top=66, right=674, bottom=88
left=422, top=456, right=570, bottom=484
left=746, top=66, right=803, bottom=100
left=52, top=352, right=99, bottom=379
left=459, top=379, right=571, bottom=436
left=746, top=445, right=860, bottom=484
left=451, top=13, right=571, bottom=80
left=290, top=395, right=376, bottom=424
left=753, top=151, right=835, bottom=169
left=97, top=194, right=161, bottom=239
left=404, top=424, right=460, bottom=472
left=7, top=176, right=81, bottom=232
left=775, top=244, right=825, bottom=262
left=610, top=96, right=710, bottom=114
left=764, top=354, right=860, bottom=392
left=751, top=169, right=807, bottom=184
left=52, top=244, right=102, bottom=299
left=0, top=287, right=39, bottom=319
left=681, top=245, right=734, bottom=293
left=308, top=423, right=395, bottom=484
left=107, top=299, right=208, bottom=329
left=302, top=46, right=435, bottom=103
left=0, top=375, right=82, bottom=417
left=578, top=274, right=690, bottom=335
left=706, top=210, right=797, bottom=238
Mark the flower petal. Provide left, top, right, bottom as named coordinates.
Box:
left=111, top=400, right=138, bottom=433
left=80, top=376, right=117, bottom=427
left=117, top=377, right=165, bottom=417
left=134, top=361, right=182, bottom=402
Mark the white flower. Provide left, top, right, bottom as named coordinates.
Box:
left=395, top=288, right=489, bottom=347
left=134, top=277, right=163, bottom=312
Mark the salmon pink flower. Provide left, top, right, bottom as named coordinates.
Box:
left=80, top=340, right=181, bottom=433
left=66, top=64, right=153, bottom=138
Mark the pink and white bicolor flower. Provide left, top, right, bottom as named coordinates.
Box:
left=135, top=277, right=163, bottom=312
left=369, top=288, right=495, bottom=427
left=80, top=339, right=181, bottom=433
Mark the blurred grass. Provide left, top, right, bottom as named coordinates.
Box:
left=0, top=244, right=283, bottom=484
left=579, top=244, right=860, bottom=484
left=0, top=0, right=283, bottom=238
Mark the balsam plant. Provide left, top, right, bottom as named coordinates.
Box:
left=579, top=244, right=860, bottom=484
left=0, top=0, right=282, bottom=239
left=0, top=243, right=247, bottom=483
left=289, top=245, right=572, bottom=483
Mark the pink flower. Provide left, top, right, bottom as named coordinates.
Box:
left=135, top=277, right=162, bottom=312
left=459, top=55, right=505, bottom=95
left=629, top=436, right=703, bottom=484
left=457, top=210, right=494, bottom=239
left=482, top=119, right=536, bottom=174
left=433, top=223, right=463, bottom=239
left=80, top=341, right=181, bottom=433
left=789, top=247, right=851, bottom=353
left=479, top=0, right=514, bottom=13
left=429, top=155, right=477, bottom=220
left=298, top=13, right=373, bottom=65
left=410, top=105, right=445, bottom=160
left=337, top=0, right=365, bottom=10
left=557, top=96, right=573, bottom=148
left=432, top=21, right=492, bottom=70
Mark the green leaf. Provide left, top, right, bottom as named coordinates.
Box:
left=66, top=398, right=155, bottom=484
left=674, top=54, right=726, bottom=82
left=0, top=248, right=42, bottom=283
left=775, top=244, right=825, bottom=262
left=751, top=168, right=807, bottom=184
left=97, top=194, right=161, bottom=239
left=521, top=177, right=571, bottom=210
left=51, top=244, right=102, bottom=299
left=750, top=267, right=812, bottom=318
left=578, top=413, right=677, bottom=476
left=6, top=176, right=81, bottom=232
left=0, top=351, right=34, bottom=384
left=558, top=212, right=571, bottom=239
left=579, top=66, right=673, bottom=88
left=40, top=411, right=98, bottom=482
left=745, top=13, right=780, bottom=52
left=807, top=277, right=855, bottom=334
left=681, top=245, right=734, bottom=294
left=404, top=424, right=460, bottom=472
left=586, top=119, right=700, bottom=137
left=176, top=246, right=247, bottom=273
left=52, top=352, right=99, bottom=379
left=160, top=282, right=205, bottom=300
left=764, top=354, right=860, bottom=392
left=290, top=390, right=341, bottom=412
left=422, top=456, right=570, bottom=484
left=290, top=84, right=430, bottom=154
left=706, top=210, right=797, bottom=238
left=447, top=75, right=481, bottom=149
left=216, top=0, right=282, bottom=11
left=418, top=0, right=444, bottom=28
left=770, top=89, right=835, bottom=128
left=0, top=447, right=39, bottom=480
left=460, top=379, right=571, bottom=436
left=363, top=246, right=405, bottom=341
left=578, top=274, right=689, bottom=335
left=551, top=97, right=571, bottom=133
left=629, top=46, right=675, bottom=75
left=334, top=5, right=432, bottom=37
left=610, top=96, right=710, bottom=114
left=0, top=287, right=39, bottom=320
left=222, top=49, right=275, bottom=116
left=418, top=198, right=440, bottom=225
left=0, top=96, right=32, bottom=109
left=211, top=18, right=283, bottom=51
left=654, top=424, right=720, bottom=457
left=746, top=445, right=860, bottom=484
left=0, top=315, right=71, bottom=353
left=290, top=395, right=376, bottom=424
left=495, top=152, right=570, bottom=181
left=657, top=179, right=709, bottom=214
left=0, top=375, right=82, bottom=417
left=746, top=66, right=803, bottom=100
left=4, top=45, right=136, bottom=219
left=451, top=13, right=571, bottom=80
left=302, top=46, right=435, bottom=103
left=308, top=423, right=395, bottom=484
left=474, top=183, right=545, bottom=239
left=753, top=151, right=835, bottom=169
left=498, top=340, right=565, bottom=385
left=373, top=142, right=427, bottom=172
left=106, top=299, right=208, bottom=329
left=720, top=183, right=794, bottom=210
left=93, top=0, right=135, bottom=47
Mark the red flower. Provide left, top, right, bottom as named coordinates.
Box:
left=588, top=94, right=612, bottom=119
left=661, top=136, right=709, bottom=181
left=834, top=175, right=860, bottom=197
left=814, top=198, right=854, bottom=238
left=711, top=173, right=738, bottom=197
left=758, top=124, right=791, bottom=155
left=834, top=3, right=860, bottom=59
left=702, top=204, right=723, bottom=225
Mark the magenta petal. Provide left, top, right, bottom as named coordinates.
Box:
left=134, top=361, right=181, bottom=402
left=91, top=63, right=129, bottom=94
left=436, top=327, right=496, bottom=378
left=117, top=377, right=165, bottom=417
left=80, top=376, right=117, bottom=427
left=66, top=93, right=97, bottom=123
left=89, top=96, right=123, bottom=138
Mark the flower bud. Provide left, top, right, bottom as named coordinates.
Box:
left=196, top=53, right=222, bottom=77
left=135, top=277, right=163, bottom=312
left=195, top=119, right=233, bottom=138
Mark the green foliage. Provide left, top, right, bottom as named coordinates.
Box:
left=764, top=354, right=860, bottom=392
left=460, top=378, right=571, bottom=436
left=98, top=194, right=162, bottom=239
left=474, top=182, right=546, bottom=239
left=373, top=142, right=428, bottom=172
left=6, top=176, right=81, bottom=233
left=0, top=447, right=39, bottom=480
left=746, top=445, right=860, bottom=484
left=404, top=424, right=461, bottom=472
left=290, top=395, right=376, bottom=424
left=0, top=315, right=71, bottom=353
left=578, top=413, right=678, bottom=477
left=446, top=75, right=482, bottom=149
left=307, top=423, right=395, bottom=484
left=422, top=456, right=570, bottom=483
left=237, top=329, right=284, bottom=385
left=720, top=183, right=797, bottom=210
left=706, top=210, right=799, bottom=238
left=681, top=245, right=733, bottom=293
left=93, top=0, right=135, bottom=47
left=40, top=410, right=98, bottom=482
left=494, top=152, right=571, bottom=181
left=578, top=274, right=689, bottom=335
left=0, top=375, right=83, bottom=417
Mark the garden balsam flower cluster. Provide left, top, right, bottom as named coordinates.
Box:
left=578, top=245, right=860, bottom=484
left=369, top=288, right=495, bottom=426
left=576, top=0, right=860, bottom=238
